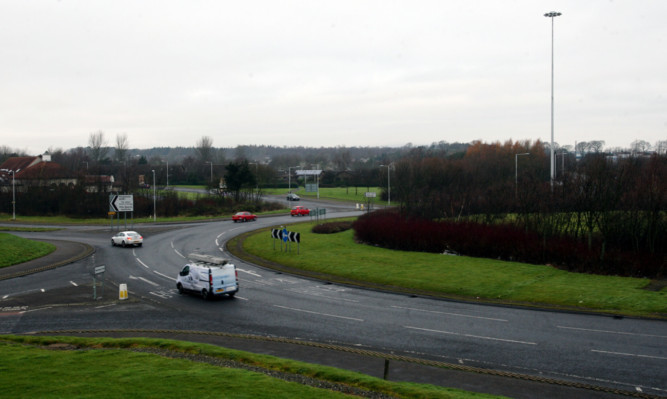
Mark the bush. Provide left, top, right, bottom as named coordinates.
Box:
left=312, top=221, right=353, bottom=234
left=352, top=210, right=663, bottom=278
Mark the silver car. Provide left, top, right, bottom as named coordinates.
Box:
left=111, top=231, right=144, bottom=247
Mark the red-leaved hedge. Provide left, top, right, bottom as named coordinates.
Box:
left=352, top=210, right=662, bottom=278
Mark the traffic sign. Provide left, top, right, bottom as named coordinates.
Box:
left=94, top=265, right=106, bottom=275
left=109, top=195, right=134, bottom=212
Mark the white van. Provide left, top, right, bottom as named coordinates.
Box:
left=176, top=253, right=239, bottom=299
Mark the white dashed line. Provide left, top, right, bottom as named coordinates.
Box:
left=136, top=258, right=150, bottom=268
left=591, top=350, right=667, bottom=361
left=393, top=306, right=507, bottom=322
left=274, top=305, right=364, bottom=322
left=404, top=325, right=536, bottom=345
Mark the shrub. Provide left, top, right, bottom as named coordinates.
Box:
left=352, top=210, right=663, bottom=278
left=312, top=221, right=353, bottom=234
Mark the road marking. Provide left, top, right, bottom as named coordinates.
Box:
left=153, top=270, right=177, bottom=282
left=286, top=288, right=359, bottom=303
left=136, top=258, right=150, bottom=268
left=237, top=268, right=262, bottom=277
left=591, top=349, right=667, bottom=361
left=274, top=305, right=364, bottom=322
left=150, top=291, right=173, bottom=299
left=404, top=326, right=537, bottom=345
left=70, top=281, right=78, bottom=287
left=558, top=325, right=667, bottom=339
left=129, top=275, right=159, bottom=286
left=40, top=289, right=45, bottom=292
left=95, top=304, right=116, bottom=309
left=2, top=295, right=8, bottom=299
left=393, top=306, right=508, bottom=322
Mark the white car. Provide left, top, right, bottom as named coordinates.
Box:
left=111, top=231, right=143, bottom=247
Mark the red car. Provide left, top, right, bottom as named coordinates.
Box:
left=232, top=211, right=257, bottom=222
left=290, top=206, right=310, bottom=216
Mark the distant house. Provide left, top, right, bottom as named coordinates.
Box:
left=0, top=152, right=114, bottom=193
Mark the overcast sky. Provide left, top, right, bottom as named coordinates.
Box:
left=2, top=0, right=665, bottom=155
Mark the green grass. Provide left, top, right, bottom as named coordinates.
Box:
left=237, top=220, right=666, bottom=318
left=0, top=335, right=503, bottom=399
left=0, top=233, right=56, bottom=268
left=262, top=186, right=386, bottom=204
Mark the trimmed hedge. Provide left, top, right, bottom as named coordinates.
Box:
left=352, top=210, right=663, bottom=278
left=312, top=221, right=353, bottom=234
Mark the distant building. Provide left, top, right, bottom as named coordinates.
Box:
left=0, top=152, right=113, bottom=193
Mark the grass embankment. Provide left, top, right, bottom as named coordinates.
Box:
left=0, top=335, right=501, bottom=399
left=0, top=233, right=56, bottom=268
left=235, top=220, right=666, bottom=318
left=263, top=186, right=385, bottom=204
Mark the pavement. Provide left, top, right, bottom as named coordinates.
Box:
left=0, top=239, right=652, bottom=399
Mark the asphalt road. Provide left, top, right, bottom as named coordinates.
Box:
left=0, top=203, right=665, bottom=399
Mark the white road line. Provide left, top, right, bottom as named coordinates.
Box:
left=286, top=288, right=359, bottom=303
left=392, top=306, right=508, bottom=322
left=153, top=270, right=177, bottom=282
left=40, top=289, right=45, bottom=292
left=129, top=275, right=159, bottom=286
left=558, top=325, right=667, bottom=339
left=216, top=232, right=226, bottom=239
left=136, top=258, right=150, bottom=268
left=95, top=304, right=116, bottom=309
left=70, top=281, right=78, bottom=287
left=591, top=349, right=667, bottom=361
left=2, top=295, right=8, bottom=299
left=274, top=305, right=364, bottom=322
left=404, top=326, right=537, bottom=345
left=237, top=268, right=262, bottom=277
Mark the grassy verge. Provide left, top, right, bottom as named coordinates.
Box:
left=262, top=187, right=386, bottom=204
left=0, top=233, right=56, bottom=268
left=234, top=220, right=666, bottom=318
left=0, top=335, right=502, bottom=399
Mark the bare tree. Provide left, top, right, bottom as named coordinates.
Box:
left=195, top=136, right=214, bottom=162
left=88, top=130, right=109, bottom=163
left=115, top=133, right=129, bottom=163
left=631, top=140, right=651, bottom=154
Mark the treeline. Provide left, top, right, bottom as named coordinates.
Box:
left=381, top=140, right=666, bottom=277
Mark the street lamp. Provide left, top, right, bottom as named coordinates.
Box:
left=10, top=170, right=16, bottom=221
left=288, top=166, right=300, bottom=193
left=151, top=169, right=156, bottom=222
left=379, top=164, right=391, bottom=206
left=515, top=153, right=530, bottom=199
left=249, top=162, right=259, bottom=191
left=545, top=11, right=561, bottom=189
left=165, top=161, right=169, bottom=188
left=205, top=161, right=213, bottom=182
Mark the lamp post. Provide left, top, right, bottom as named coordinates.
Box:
left=151, top=169, right=156, bottom=222
left=288, top=166, right=299, bottom=193
left=165, top=161, right=169, bottom=188
left=11, top=170, right=16, bottom=220
left=379, top=164, right=391, bottom=206
left=545, top=11, right=561, bottom=189
left=205, top=161, right=213, bottom=182
left=249, top=162, right=259, bottom=191
left=515, top=153, right=530, bottom=199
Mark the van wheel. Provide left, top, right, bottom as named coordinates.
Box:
left=201, top=289, right=209, bottom=299
left=177, top=283, right=184, bottom=294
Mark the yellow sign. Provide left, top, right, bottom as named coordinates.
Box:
left=108, top=211, right=116, bottom=216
